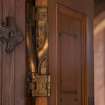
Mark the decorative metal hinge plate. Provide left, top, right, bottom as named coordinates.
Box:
left=0, top=17, right=24, bottom=53
left=32, top=75, right=51, bottom=97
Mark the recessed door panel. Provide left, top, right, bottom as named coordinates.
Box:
left=57, top=4, right=86, bottom=105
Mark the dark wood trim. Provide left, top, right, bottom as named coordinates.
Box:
left=0, top=0, right=2, bottom=104
left=82, top=16, right=88, bottom=105
left=15, top=0, right=25, bottom=105
left=48, top=0, right=58, bottom=105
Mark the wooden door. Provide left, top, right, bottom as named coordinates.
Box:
left=49, top=6, right=86, bottom=104
left=57, top=4, right=86, bottom=105
left=0, top=0, right=25, bottom=105
left=48, top=0, right=94, bottom=105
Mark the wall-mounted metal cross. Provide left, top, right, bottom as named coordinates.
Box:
left=0, top=17, right=24, bottom=53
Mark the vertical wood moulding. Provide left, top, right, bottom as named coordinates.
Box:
left=0, top=46, right=2, bottom=105
left=8, top=53, right=15, bottom=105
left=2, top=0, right=8, bottom=104
left=82, top=17, right=88, bottom=105
left=0, top=0, right=2, bottom=104
left=2, top=48, right=9, bottom=105
left=15, top=0, right=25, bottom=105
left=0, top=0, right=3, bottom=22
left=48, top=0, right=57, bottom=105
left=6, top=0, right=15, bottom=105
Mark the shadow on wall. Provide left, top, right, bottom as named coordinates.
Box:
left=94, top=11, right=105, bottom=105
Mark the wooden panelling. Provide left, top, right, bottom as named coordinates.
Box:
left=57, top=4, right=87, bottom=105
left=0, top=0, right=94, bottom=105
left=0, top=46, right=2, bottom=105
left=48, top=0, right=94, bottom=105
left=0, top=0, right=2, bottom=104
left=2, top=49, right=15, bottom=105
left=48, top=1, right=58, bottom=105
left=15, top=0, right=25, bottom=104
left=2, top=0, right=15, bottom=104
left=0, top=0, right=3, bottom=22
left=0, top=0, right=25, bottom=105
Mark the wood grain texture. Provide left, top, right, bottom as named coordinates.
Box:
left=48, top=0, right=94, bottom=105
left=0, top=0, right=3, bottom=22
left=0, top=46, right=2, bottom=105
left=48, top=0, right=58, bottom=105
left=0, top=0, right=2, bottom=104
left=15, top=0, right=25, bottom=105
left=0, top=0, right=25, bottom=105
left=58, top=5, right=88, bottom=105
left=8, top=0, right=15, bottom=17
left=1, top=0, right=15, bottom=105
left=2, top=50, right=15, bottom=105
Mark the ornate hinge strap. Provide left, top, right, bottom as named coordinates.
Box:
left=0, top=17, right=24, bottom=53
left=26, top=0, right=37, bottom=103
left=32, top=2, right=51, bottom=97
left=26, top=0, right=50, bottom=103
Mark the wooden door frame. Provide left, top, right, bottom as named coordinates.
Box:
left=48, top=0, right=88, bottom=105
left=48, top=0, right=58, bottom=105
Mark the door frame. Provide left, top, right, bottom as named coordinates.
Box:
left=48, top=1, right=88, bottom=105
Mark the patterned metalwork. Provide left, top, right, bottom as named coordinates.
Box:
left=26, top=0, right=49, bottom=102
left=0, top=17, right=24, bottom=53
left=36, top=7, right=48, bottom=75
left=32, top=75, right=50, bottom=96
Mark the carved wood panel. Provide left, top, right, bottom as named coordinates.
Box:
left=0, top=0, right=25, bottom=105
left=26, top=0, right=48, bottom=105
left=57, top=4, right=87, bottom=105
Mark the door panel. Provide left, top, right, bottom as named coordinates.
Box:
left=58, top=4, right=86, bottom=105
left=48, top=0, right=94, bottom=105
